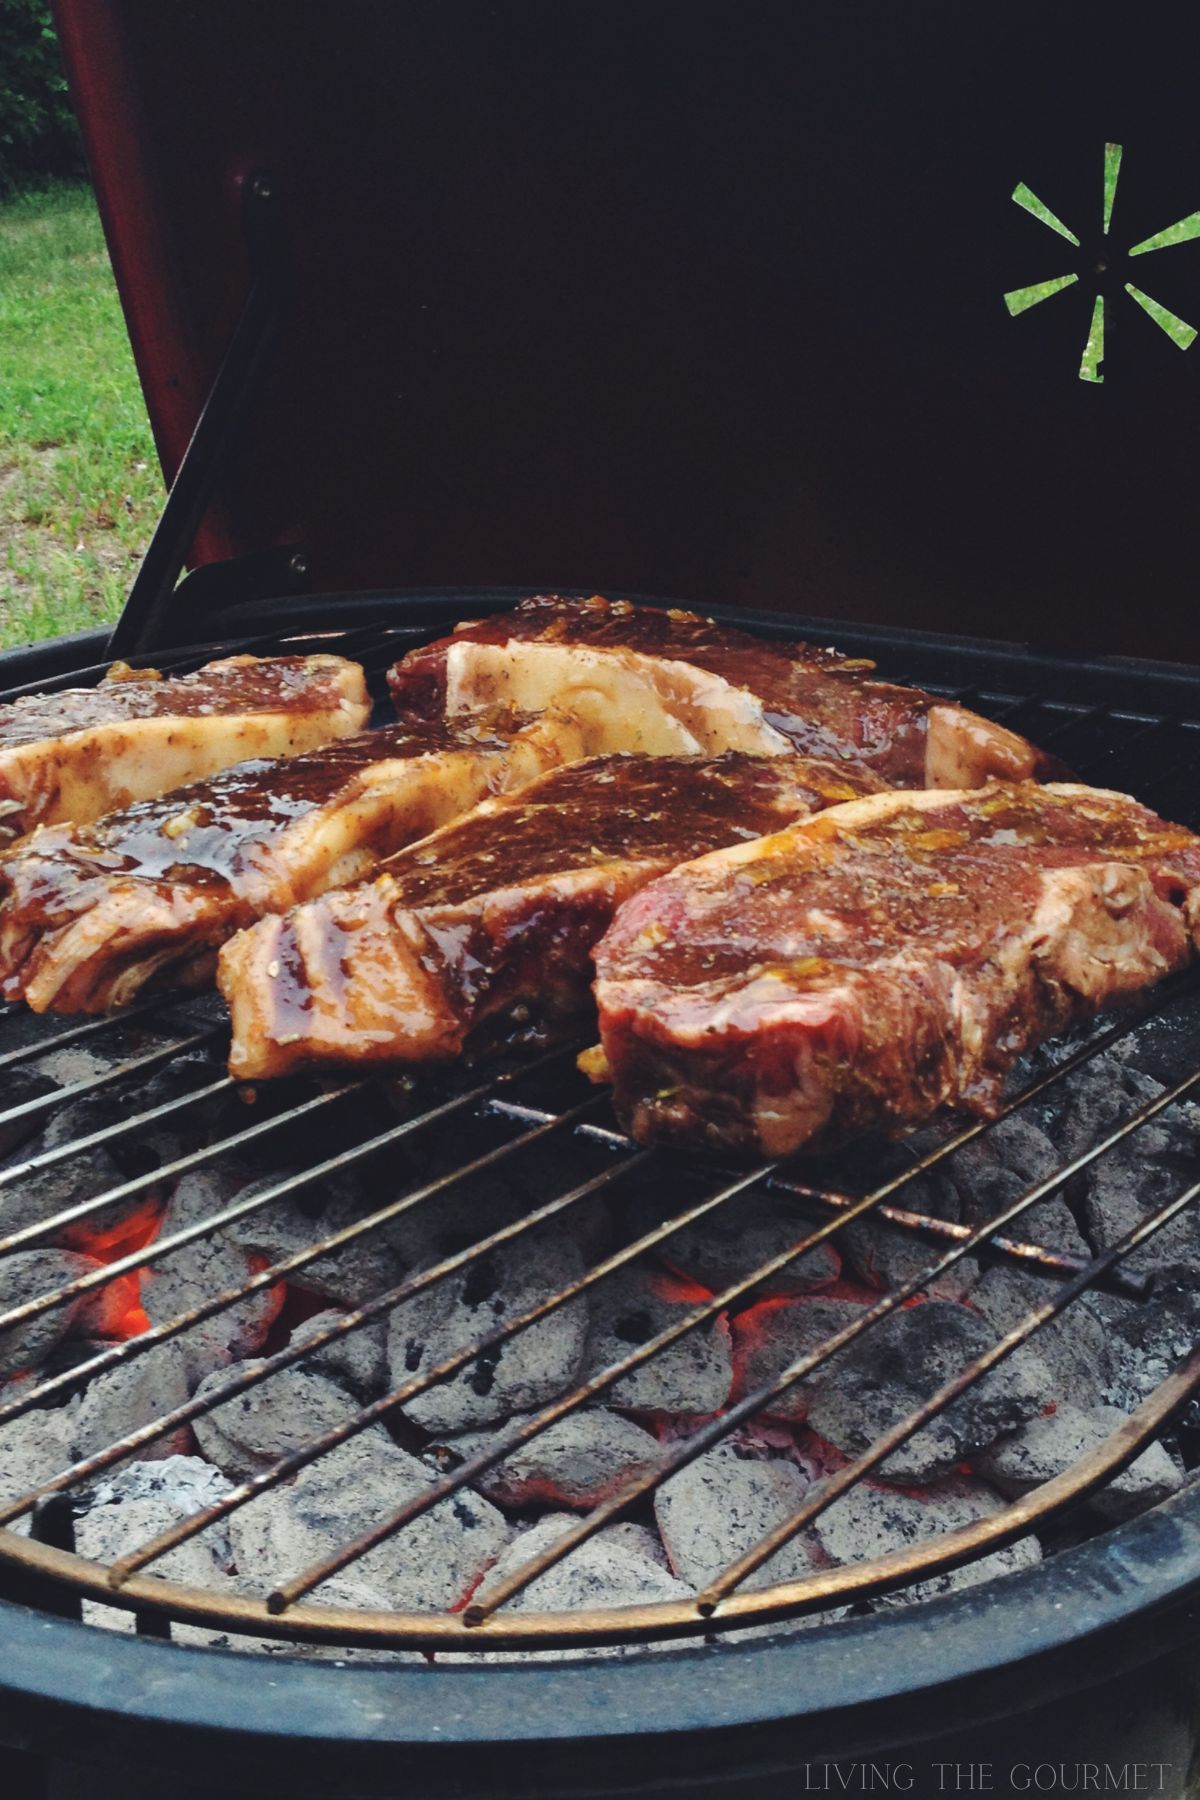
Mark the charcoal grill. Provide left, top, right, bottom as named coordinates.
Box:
left=1, top=600, right=1200, bottom=1798
left=5, top=0, right=1200, bottom=1792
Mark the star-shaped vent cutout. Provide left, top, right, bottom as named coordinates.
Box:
left=1004, top=143, right=1200, bottom=382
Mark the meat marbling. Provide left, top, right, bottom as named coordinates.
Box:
left=218, top=753, right=885, bottom=1080
left=589, top=782, right=1200, bottom=1157
left=389, top=596, right=1052, bottom=788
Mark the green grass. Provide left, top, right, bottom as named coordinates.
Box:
left=0, top=181, right=159, bottom=646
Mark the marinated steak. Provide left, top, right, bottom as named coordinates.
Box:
left=0, top=654, right=370, bottom=845
left=0, top=709, right=600, bottom=1014
left=590, top=783, right=1200, bottom=1156
left=389, top=596, right=1051, bottom=788
left=218, top=753, right=884, bottom=1080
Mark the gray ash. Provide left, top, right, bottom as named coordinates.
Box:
left=1, top=987, right=1197, bottom=1659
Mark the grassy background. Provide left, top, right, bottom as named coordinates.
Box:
left=0, top=181, right=158, bottom=646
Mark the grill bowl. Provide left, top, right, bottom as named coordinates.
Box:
left=2, top=594, right=1200, bottom=1794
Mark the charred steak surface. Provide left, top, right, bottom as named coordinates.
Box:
left=218, top=752, right=884, bottom=1080
left=0, top=710, right=601, bottom=1014
left=389, top=595, right=1050, bottom=788
left=0, top=654, right=370, bottom=845
left=591, top=783, right=1200, bottom=1156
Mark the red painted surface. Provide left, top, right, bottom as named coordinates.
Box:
left=52, top=0, right=235, bottom=568
left=48, top=2, right=1200, bottom=659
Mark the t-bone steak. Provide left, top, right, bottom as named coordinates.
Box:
left=589, top=782, right=1200, bottom=1155
left=0, top=654, right=370, bottom=845
left=389, top=596, right=1054, bottom=788
left=0, top=709, right=603, bottom=1013
left=218, top=752, right=884, bottom=1079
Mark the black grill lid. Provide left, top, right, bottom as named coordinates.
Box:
left=53, top=1, right=1200, bottom=659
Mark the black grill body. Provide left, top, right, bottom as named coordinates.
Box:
left=0, top=594, right=1199, bottom=1796
left=2, top=1498, right=1200, bottom=1800
left=24, top=2, right=1200, bottom=1785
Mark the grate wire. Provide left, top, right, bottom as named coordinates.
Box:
left=0, top=618, right=1197, bottom=1648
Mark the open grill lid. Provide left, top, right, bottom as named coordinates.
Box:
left=50, top=0, right=1200, bottom=662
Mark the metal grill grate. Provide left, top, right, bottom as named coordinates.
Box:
left=1, top=610, right=1199, bottom=1654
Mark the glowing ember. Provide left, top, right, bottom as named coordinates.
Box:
left=259, top=1274, right=319, bottom=1356
left=71, top=1196, right=164, bottom=1342
left=84, top=1272, right=150, bottom=1340
left=644, top=1267, right=716, bottom=1308
left=245, top=1251, right=287, bottom=1336
left=67, top=1195, right=164, bottom=1261
left=729, top=1290, right=874, bottom=1423
left=797, top=1427, right=851, bottom=1474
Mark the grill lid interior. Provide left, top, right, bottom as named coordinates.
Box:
left=53, top=1, right=1200, bottom=660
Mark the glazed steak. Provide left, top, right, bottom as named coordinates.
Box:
left=218, top=753, right=884, bottom=1080
left=0, top=654, right=370, bottom=845
left=590, top=783, right=1200, bottom=1157
left=389, top=596, right=1051, bottom=788
left=0, top=710, right=597, bottom=1014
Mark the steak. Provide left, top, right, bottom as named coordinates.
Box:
left=0, top=709, right=599, bottom=1014
left=0, top=654, right=370, bottom=845
left=590, top=783, right=1200, bottom=1156
left=218, top=753, right=884, bottom=1080
left=389, top=596, right=1052, bottom=788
